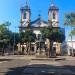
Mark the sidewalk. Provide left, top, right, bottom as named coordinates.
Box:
left=61, top=56, right=75, bottom=60
left=0, top=55, right=75, bottom=60
left=0, top=55, right=35, bottom=60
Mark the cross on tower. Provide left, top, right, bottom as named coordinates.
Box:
left=25, top=0, right=28, bottom=5
left=38, top=10, right=42, bottom=17
left=51, top=0, right=54, bottom=6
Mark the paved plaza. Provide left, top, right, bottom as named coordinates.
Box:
left=0, top=55, right=75, bottom=75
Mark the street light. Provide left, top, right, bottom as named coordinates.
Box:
left=71, top=26, right=74, bottom=56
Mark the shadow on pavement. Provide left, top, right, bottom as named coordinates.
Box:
left=4, top=64, right=75, bottom=75
left=0, top=59, right=12, bottom=62
left=4, top=66, right=27, bottom=75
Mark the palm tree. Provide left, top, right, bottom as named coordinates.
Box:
left=70, top=28, right=75, bottom=36
left=64, top=13, right=75, bottom=56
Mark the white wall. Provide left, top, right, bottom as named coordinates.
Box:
left=33, top=30, right=41, bottom=35
left=61, top=41, right=75, bottom=55
left=67, top=41, right=75, bottom=49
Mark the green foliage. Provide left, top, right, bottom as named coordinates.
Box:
left=41, top=27, right=65, bottom=43
left=0, top=23, right=10, bottom=43
left=52, top=28, right=65, bottom=42
left=9, top=32, right=20, bottom=45
left=0, top=21, right=21, bottom=52
left=0, top=21, right=20, bottom=45
left=64, top=13, right=75, bottom=26
left=64, top=12, right=75, bottom=36
left=0, top=21, right=11, bottom=51
left=20, top=29, right=36, bottom=43
left=69, top=29, right=75, bottom=36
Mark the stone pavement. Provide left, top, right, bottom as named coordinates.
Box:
left=0, top=55, right=66, bottom=60
left=0, top=55, right=75, bottom=75
left=0, top=55, right=35, bottom=60
left=21, top=56, right=75, bottom=75
left=22, top=67, right=75, bottom=75
left=63, top=56, right=75, bottom=60
left=0, top=59, right=29, bottom=75
left=22, top=61, right=75, bottom=75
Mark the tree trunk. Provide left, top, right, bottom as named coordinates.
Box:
left=45, top=38, right=51, bottom=58
left=27, top=42, right=29, bottom=55
left=2, top=44, right=4, bottom=56
left=28, top=42, right=31, bottom=55
left=49, top=40, right=53, bottom=58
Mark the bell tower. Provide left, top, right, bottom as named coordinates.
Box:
left=48, top=0, right=59, bottom=27
left=20, top=0, right=31, bottom=28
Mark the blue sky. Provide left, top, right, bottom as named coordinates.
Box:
left=0, top=0, right=75, bottom=40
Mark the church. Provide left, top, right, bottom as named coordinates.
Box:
left=19, top=0, right=65, bottom=57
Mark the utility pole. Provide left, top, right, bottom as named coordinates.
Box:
left=71, top=26, right=74, bottom=56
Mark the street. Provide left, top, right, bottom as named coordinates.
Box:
left=0, top=56, right=75, bottom=75
left=0, top=59, right=29, bottom=75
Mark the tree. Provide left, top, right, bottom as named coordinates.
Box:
left=69, top=25, right=75, bottom=36
left=52, top=28, right=65, bottom=43
left=0, top=22, right=11, bottom=55
left=8, top=32, right=20, bottom=45
left=41, top=27, right=52, bottom=39
left=41, top=27, right=65, bottom=57
left=64, top=13, right=75, bottom=56
left=20, top=29, right=36, bottom=54
left=9, top=32, right=20, bottom=53
left=41, top=27, right=53, bottom=57
left=70, top=28, right=75, bottom=36
left=41, top=27, right=65, bottom=42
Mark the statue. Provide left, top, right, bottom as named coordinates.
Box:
left=45, top=38, right=50, bottom=57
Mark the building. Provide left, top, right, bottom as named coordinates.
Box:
left=61, top=40, right=75, bottom=56
left=19, top=0, right=65, bottom=57
left=61, top=41, right=68, bottom=55
left=67, top=40, right=75, bottom=56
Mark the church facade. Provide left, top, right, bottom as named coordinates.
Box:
left=19, top=0, right=65, bottom=56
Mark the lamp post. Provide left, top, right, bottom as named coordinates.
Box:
left=71, top=26, right=74, bottom=56
left=71, top=34, right=74, bottom=56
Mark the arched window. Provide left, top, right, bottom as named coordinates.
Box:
left=23, top=12, right=26, bottom=19
left=53, top=12, right=56, bottom=19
